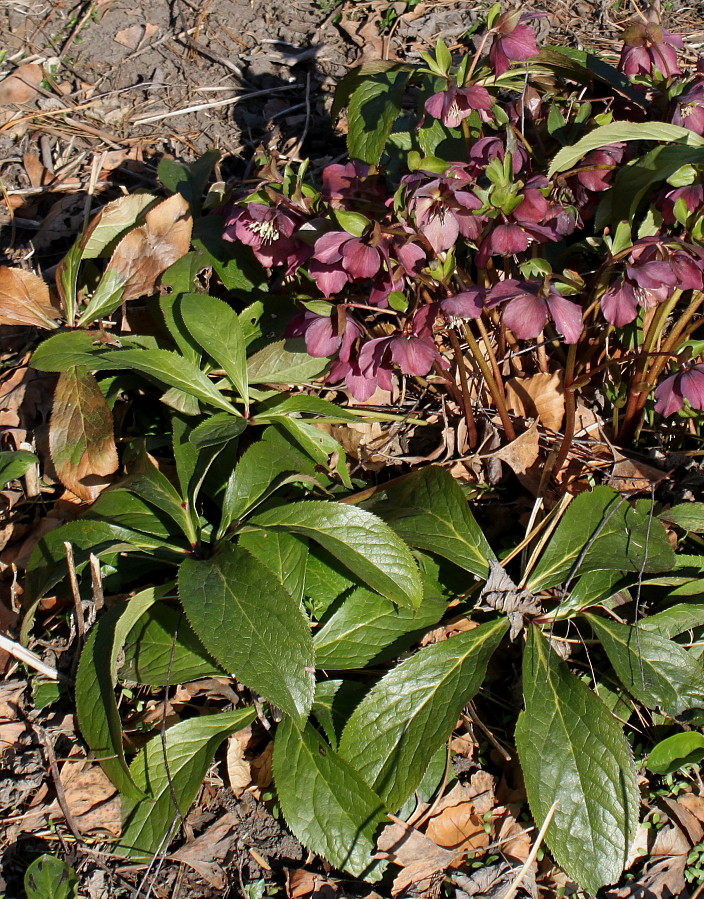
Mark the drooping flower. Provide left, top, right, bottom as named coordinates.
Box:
left=573, top=143, right=628, bottom=192
left=488, top=11, right=541, bottom=76
left=618, top=22, right=682, bottom=78
left=308, top=230, right=383, bottom=296
left=659, top=182, right=704, bottom=225
left=403, top=165, right=484, bottom=253
left=670, top=81, right=704, bottom=135
left=285, top=308, right=364, bottom=360
left=439, top=288, right=487, bottom=323
left=654, top=362, right=704, bottom=416
left=487, top=279, right=583, bottom=343
left=223, top=201, right=312, bottom=273
left=424, top=83, right=493, bottom=129
left=321, top=161, right=381, bottom=208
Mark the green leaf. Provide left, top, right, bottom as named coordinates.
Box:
left=339, top=618, right=508, bottom=811
left=0, top=449, right=37, bottom=485
left=256, top=394, right=361, bottom=423
left=120, top=453, right=196, bottom=545
left=551, top=569, right=628, bottom=620
left=85, top=489, right=176, bottom=538
left=269, top=416, right=351, bottom=488
left=76, top=587, right=167, bottom=797
left=251, top=501, right=423, bottom=609
left=119, top=707, right=255, bottom=856
left=158, top=149, right=220, bottom=213
left=347, top=65, right=413, bottom=164
left=76, top=268, right=126, bottom=326
left=646, top=732, right=704, bottom=775
left=659, top=503, right=704, bottom=533
left=160, top=294, right=202, bottom=364
left=180, top=293, right=249, bottom=407
left=24, top=855, right=78, bottom=899
left=515, top=626, right=639, bottom=895
left=89, top=348, right=239, bottom=414
left=314, top=587, right=446, bottom=670
left=368, top=466, right=495, bottom=578
left=527, top=487, right=675, bottom=593
left=247, top=338, right=329, bottom=385
left=192, top=215, right=267, bottom=291
left=535, top=47, right=644, bottom=106
left=178, top=544, right=314, bottom=726
left=189, top=412, right=248, bottom=448
left=582, top=613, right=704, bottom=716
left=548, top=121, right=704, bottom=178
left=640, top=603, right=704, bottom=638
left=237, top=530, right=308, bottom=604
left=160, top=249, right=210, bottom=295
left=273, top=716, right=388, bottom=877
left=312, top=679, right=369, bottom=749
left=31, top=330, right=109, bottom=371
left=81, top=193, right=156, bottom=259
left=120, top=602, right=224, bottom=685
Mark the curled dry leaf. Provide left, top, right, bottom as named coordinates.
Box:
left=377, top=819, right=457, bottom=895
left=107, top=192, right=192, bottom=302
left=286, top=868, right=339, bottom=899
left=0, top=267, right=60, bottom=329
left=58, top=754, right=121, bottom=838
left=505, top=371, right=565, bottom=431
left=0, top=63, right=43, bottom=105
left=479, top=561, right=542, bottom=640
left=172, top=812, right=239, bottom=890
left=49, top=366, right=118, bottom=502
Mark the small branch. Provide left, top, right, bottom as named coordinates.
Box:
left=34, top=724, right=84, bottom=843
left=0, top=632, right=71, bottom=683
left=501, top=800, right=559, bottom=899
left=448, top=329, right=478, bottom=450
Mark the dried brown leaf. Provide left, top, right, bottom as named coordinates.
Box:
left=59, top=755, right=121, bottom=837
left=0, top=267, right=60, bottom=329
left=107, top=192, right=192, bottom=301
left=0, top=64, right=43, bottom=105
left=425, top=801, right=489, bottom=854
left=491, top=422, right=540, bottom=476
left=49, top=367, right=118, bottom=501
left=172, top=812, right=239, bottom=889
left=114, top=22, right=158, bottom=50
left=505, top=371, right=565, bottom=431
left=286, top=868, right=339, bottom=899
left=377, top=820, right=457, bottom=895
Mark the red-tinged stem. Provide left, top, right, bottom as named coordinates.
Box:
left=448, top=328, right=478, bottom=449
left=553, top=342, right=578, bottom=474
left=463, top=322, right=516, bottom=441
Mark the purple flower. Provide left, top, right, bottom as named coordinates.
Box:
left=670, top=81, right=704, bottom=135
left=488, top=279, right=583, bottom=343
left=655, top=362, right=704, bottom=416
left=328, top=355, right=379, bottom=402
left=618, top=22, right=682, bottom=77
left=467, top=136, right=529, bottom=176
left=285, top=308, right=363, bottom=360
left=439, top=287, right=487, bottom=322
left=309, top=230, right=382, bottom=295
left=321, top=161, right=381, bottom=208
left=404, top=166, right=484, bottom=253
left=573, top=143, right=628, bottom=192
left=359, top=333, right=439, bottom=384
left=424, top=84, right=493, bottom=129
left=223, top=201, right=312, bottom=274
left=659, top=183, right=704, bottom=225
left=488, top=12, right=540, bottom=76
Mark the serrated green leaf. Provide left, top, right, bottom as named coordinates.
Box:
left=273, top=716, right=387, bottom=877
left=659, top=502, right=704, bottom=533
left=314, top=587, right=446, bottom=670
left=76, top=586, right=168, bottom=798
left=24, top=854, right=78, bottom=899
left=158, top=149, right=220, bottom=213
left=515, top=626, right=639, bottom=895
left=347, top=66, right=413, bottom=164
left=180, top=293, right=249, bottom=407
left=640, top=603, right=704, bottom=638
left=120, top=453, right=196, bottom=544
left=193, top=215, right=267, bottom=291
left=237, top=530, right=308, bottom=604
left=179, top=545, right=314, bottom=726
left=85, top=489, right=176, bottom=538
left=119, top=707, right=255, bottom=857
left=583, top=613, right=704, bottom=716
left=89, top=347, right=238, bottom=414
left=339, top=618, right=507, bottom=811
left=81, top=193, right=156, bottom=260
left=120, top=602, right=224, bottom=686
left=255, top=394, right=361, bottom=422
left=189, top=412, right=248, bottom=448
left=548, top=121, right=704, bottom=178
left=551, top=569, right=628, bottom=620
left=76, top=268, right=126, bottom=326
left=31, top=330, right=109, bottom=371
left=368, top=466, right=495, bottom=578
left=247, top=338, right=329, bottom=385
left=646, top=732, right=704, bottom=775
left=251, top=501, right=422, bottom=609
left=527, top=487, right=675, bottom=593
left=312, top=679, right=369, bottom=749
left=159, top=294, right=202, bottom=365
left=0, top=449, right=37, bottom=485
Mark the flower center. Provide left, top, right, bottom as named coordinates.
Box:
left=249, top=220, right=280, bottom=243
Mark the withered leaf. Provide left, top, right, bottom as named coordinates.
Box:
left=49, top=366, right=118, bottom=501
left=479, top=561, right=542, bottom=641
left=106, top=193, right=192, bottom=302
left=505, top=371, right=565, bottom=431
left=0, top=63, right=43, bottom=105
left=0, top=267, right=60, bottom=329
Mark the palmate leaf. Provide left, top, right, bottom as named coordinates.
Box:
left=583, top=613, right=704, bottom=716
left=338, top=618, right=508, bottom=811
left=273, top=716, right=388, bottom=878
left=515, top=626, right=639, bottom=895
left=178, top=544, right=315, bottom=727
left=251, top=501, right=423, bottom=609
left=118, top=707, right=255, bottom=857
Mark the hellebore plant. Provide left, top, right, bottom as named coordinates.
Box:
left=222, top=2, right=704, bottom=462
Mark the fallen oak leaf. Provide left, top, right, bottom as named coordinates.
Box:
left=0, top=267, right=60, bottom=329
left=49, top=366, right=118, bottom=501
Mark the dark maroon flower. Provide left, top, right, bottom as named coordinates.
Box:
left=328, top=355, right=379, bottom=401
left=321, top=161, right=381, bottom=208
left=223, top=201, right=312, bottom=274
left=309, top=230, right=383, bottom=295
left=618, top=22, right=682, bottom=77
left=574, top=143, right=628, bottom=192
left=286, top=308, right=363, bottom=360
left=467, top=136, right=529, bottom=176
left=670, top=81, right=704, bottom=135
left=659, top=183, right=704, bottom=225
left=476, top=224, right=530, bottom=266
left=488, top=12, right=540, bottom=76
left=488, top=279, right=582, bottom=343
left=655, top=362, right=704, bottom=416
left=424, top=83, right=493, bottom=129
left=439, top=287, right=487, bottom=322
left=404, top=167, right=484, bottom=253
left=359, top=333, right=439, bottom=384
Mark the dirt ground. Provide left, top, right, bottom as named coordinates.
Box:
left=2, top=1, right=704, bottom=897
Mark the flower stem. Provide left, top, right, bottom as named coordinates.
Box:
left=553, top=342, right=578, bottom=474
left=448, top=329, right=478, bottom=449
left=463, top=322, right=516, bottom=440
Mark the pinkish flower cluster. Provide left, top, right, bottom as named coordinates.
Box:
left=656, top=362, right=704, bottom=416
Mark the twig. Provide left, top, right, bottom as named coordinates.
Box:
left=464, top=703, right=512, bottom=761
left=0, top=632, right=71, bottom=683
left=501, top=800, right=559, bottom=899
left=59, top=0, right=96, bottom=59
left=90, top=554, right=104, bottom=612
left=34, top=723, right=84, bottom=843
left=132, top=85, right=296, bottom=125
left=64, top=542, right=85, bottom=647
left=81, top=151, right=105, bottom=233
